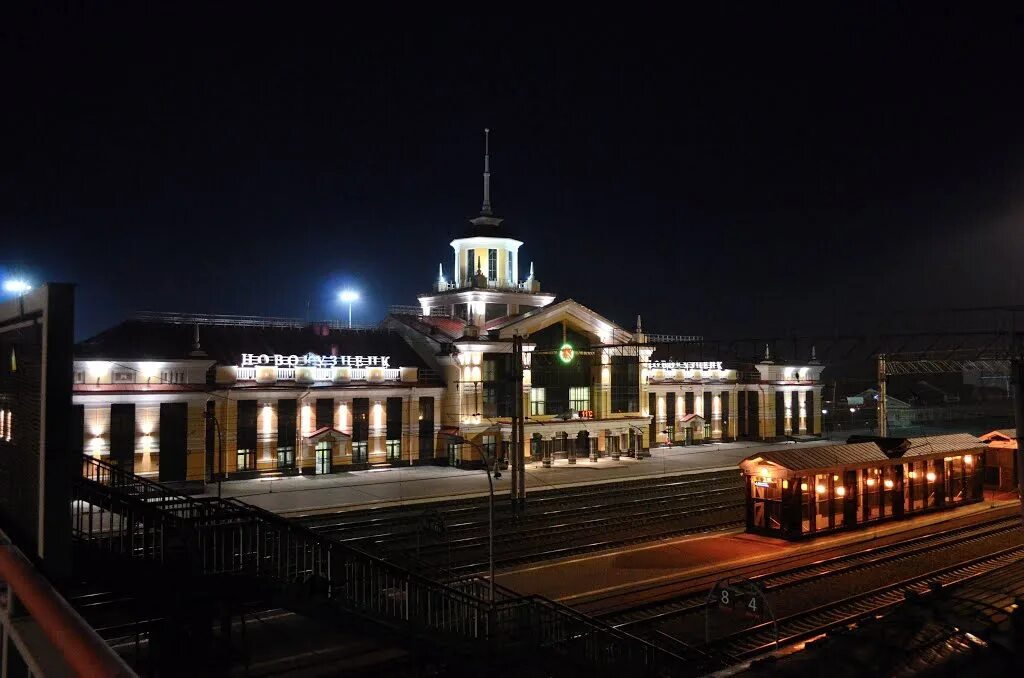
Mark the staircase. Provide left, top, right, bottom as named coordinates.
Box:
left=74, top=455, right=684, bottom=676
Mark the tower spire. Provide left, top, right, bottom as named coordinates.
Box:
left=481, top=128, right=492, bottom=216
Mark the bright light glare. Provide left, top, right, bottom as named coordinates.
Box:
left=3, top=279, right=31, bottom=294
left=339, top=290, right=359, bottom=303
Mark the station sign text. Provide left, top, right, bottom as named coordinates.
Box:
left=241, top=353, right=391, bottom=368
left=650, top=361, right=723, bottom=371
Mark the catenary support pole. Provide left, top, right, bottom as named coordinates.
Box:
left=877, top=354, right=888, bottom=437
left=509, top=334, right=519, bottom=509
left=515, top=335, right=526, bottom=512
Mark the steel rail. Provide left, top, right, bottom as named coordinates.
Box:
left=603, top=513, right=1022, bottom=628
left=715, top=543, right=1024, bottom=659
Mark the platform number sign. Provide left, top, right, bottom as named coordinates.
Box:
left=705, top=577, right=778, bottom=648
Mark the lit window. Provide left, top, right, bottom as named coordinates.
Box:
left=236, top=448, right=254, bottom=471
left=530, top=388, right=546, bottom=416
left=488, top=249, right=498, bottom=282
left=386, top=438, right=401, bottom=461
left=570, top=386, right=590, bottom=412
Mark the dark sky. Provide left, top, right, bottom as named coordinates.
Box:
left=2, top=5, right=1023, bottom=341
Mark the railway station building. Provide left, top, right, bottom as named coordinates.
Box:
left=72, top=318, right=444, bottom=482
left=739, top=433, right=986, bottom=539
left=69, top=134, right=830, bottom=480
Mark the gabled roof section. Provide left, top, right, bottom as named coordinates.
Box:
left=980, top=429, right=1015, bottom=442
left=304, top=426, right=350, bottom=441
left=486, top=298, right=634, bottom=344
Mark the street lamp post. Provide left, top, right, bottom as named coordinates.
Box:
left=204, top=408, right=227, bottom=498
left=339, top=290, right=359, bottom=328
left=440, top=432, right=500, bottom=604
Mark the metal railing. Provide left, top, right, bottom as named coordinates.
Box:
left=0, top=527, right=136, bottom=677
left=133, top=311, right=382, bottom=331
left=73, top=455, right=685, bottom=674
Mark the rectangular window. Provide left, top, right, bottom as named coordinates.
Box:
left=160, top=370, right=185, bottom=384
left=236, top=400, right=257, bottom=451
left=569, top=386, right=590, bottom=413
left=352, top=398, right=369, bottom=462
left=467, top=249, right=475, bottom=278
left=236, top=448, right=254, bottom=471
left=610, top=356, right=639, bottom=413
left=507, top=255, right=513, bottom=285
left=482, top=359, right=496, bottom=382
left=482, top=355, right=511, bottom=417
left=386, top=439, right=401, bottom=462
left=488, top=249, right=498, bottom=281
left=530, top=387, right=546, bottom=416
left=418, top=396, right=434, bottom=462
left=386, top=397, right=403, bottom=461
left=110, top=404, right=135, bottom=471
left=482, top=434, right=497, bottom=463
left=276, top=399, right=297, bottom=469
left=316, top=398, right=334, bottom=430
left=113, top=370, right=134, bottom=383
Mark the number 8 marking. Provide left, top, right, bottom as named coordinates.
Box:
left=720, top=590, right=730, bottom=605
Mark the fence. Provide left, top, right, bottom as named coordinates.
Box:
left=74, top=455, right=684, bottom=675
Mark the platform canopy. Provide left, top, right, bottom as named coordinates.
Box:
left=740, top=443, right=888, bottom=479
left=741, top=433, right=986, bottom=480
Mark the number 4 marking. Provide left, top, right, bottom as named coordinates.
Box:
left=748, top=597, right=758, bottom=613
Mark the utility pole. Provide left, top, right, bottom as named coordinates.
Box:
left=512, top=334, right=526, bottom=514
left=877, top=354, right=888, bottom=437
left=509, top=335, right=519, bottom=510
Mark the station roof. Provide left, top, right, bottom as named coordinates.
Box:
left=741, top=443, right=888, bottom=476
left=847, top=433, right=985, bottom=458
left=741, top=433, right=985, bottom=477
left=76, top=319, right=432, bottom=370
left=900, top=433, right=986, bottom=457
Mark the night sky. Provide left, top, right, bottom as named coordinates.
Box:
left=3, top=5, right=1023, bottom=341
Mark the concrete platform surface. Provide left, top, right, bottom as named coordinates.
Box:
left=203, top=439, right=833, bottom=516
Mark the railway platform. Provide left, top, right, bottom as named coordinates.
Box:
left=496, top=496, right=1022, bottom=609
left=202, top=438, right=832, bottom=516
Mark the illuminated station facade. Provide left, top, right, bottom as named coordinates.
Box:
left=72, top=319, right=443, bottom=482
left=70, top=134, right=827, bottom=480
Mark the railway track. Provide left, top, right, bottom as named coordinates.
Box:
left=583, top=512, right=1024, bottom=674
left=300, top=469, right=741, bottom=533
left=715, top=543, right=1024, bottom=661
left=298, top=469, right=745, bottom=575
left=603, top=513, right=1022, bottom=628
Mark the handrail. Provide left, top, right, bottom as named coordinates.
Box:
left=0, top=530, right=136, bottom=677
left=75, top=455, right=686, bottom=674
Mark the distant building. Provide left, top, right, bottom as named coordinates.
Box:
left=845, top=388, right=914, bottom=428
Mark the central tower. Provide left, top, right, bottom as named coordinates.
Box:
left=450, top=128, right=523, bottom=289
left=418, top=130, right=554, bottom=326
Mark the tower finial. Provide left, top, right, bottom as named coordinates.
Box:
left=528, top=261, right=534, bottom=279
left=481, top=128, right=492, bottom=216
